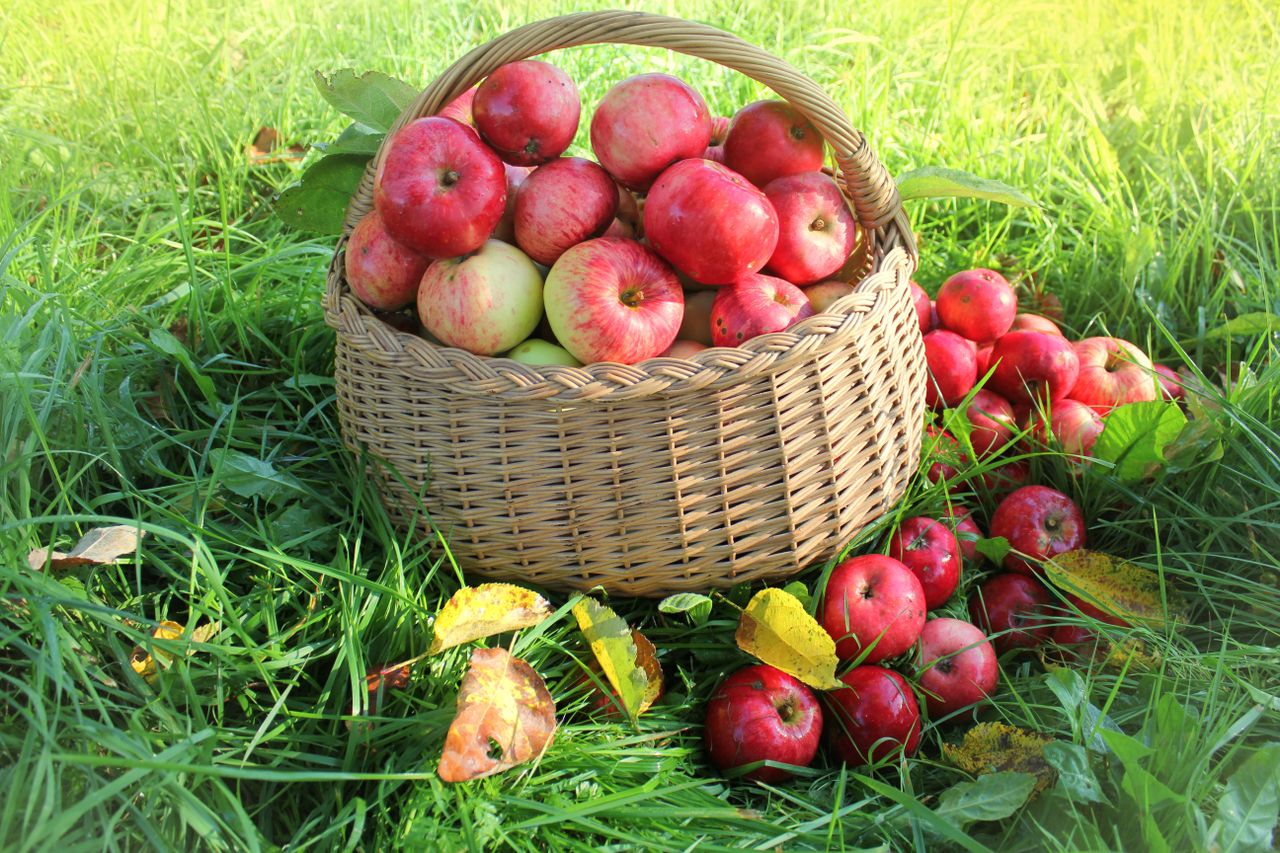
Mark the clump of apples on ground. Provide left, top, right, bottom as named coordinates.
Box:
left=334, top=59, right=1191, bottom=788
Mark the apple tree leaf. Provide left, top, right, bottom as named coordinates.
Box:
left=428, top=584, right=552, bottom=655
left=1043, top=549, right=1184, bottom=629
left=272, top=153, right=370, bottom=235
left=1094, top=401, right=1188, bottom=483
left=1202, top=311, right=1280, bottom=342
left=314, top=122, right=384, bottom=157
left=28, top=524, right=145, bottom=572
left=896, top=166, right=1036, bottom=207
left=1213, top=742, right=1280, bottom=853
left=942, top=722, right=1056, bottom=793
left=313, top=69, right=417, bottom=133
left=973, top=535, right=1012, bottom=565
left=933, top=771, right=1038, bottom=829
left=208, top=449, right=303, bottom=501
left=735, top=588, right=842, bottom=691
left=572, top=597, right=653, bottom=722
left=657, top=592, right=713, bottom=626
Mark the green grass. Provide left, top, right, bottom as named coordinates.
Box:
left=2, top=0, right=1279, bottom=849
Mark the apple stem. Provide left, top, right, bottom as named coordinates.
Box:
left=441, top=169, right=460, bottom=188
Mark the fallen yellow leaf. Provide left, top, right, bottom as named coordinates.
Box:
left=129, top=620, right=184, bottom=681
left=429, top=583, right=552, bottom=655
left=572, top=597, right=653, bottom=722
left=735, top=588, right=842, bottom=691
left=1044, top=550, right=1183, bottom=629
left=943, top=722, right=1056, bottom=793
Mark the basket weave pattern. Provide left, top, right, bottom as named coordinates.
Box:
left=324, top=11, right=926, bottom=596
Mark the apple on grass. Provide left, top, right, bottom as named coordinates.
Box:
left=969, top=573, right=1054, bottom=654
left=723, top=99, right=824, bottom=189
left=1070, top=336, right=1157, bottom=413
left=473, top=60, right=579, bottom=166
left=964, top=389, right=1016, bottom=457
left=374, top=116, right=507, bottom=258
left=989, top=485, right=1086, bottom=576
left=924, top=329, right=978, bottom=409
left=886, top=516, right=962, bottom=610
left=590, top=73, right=711, bottom=191
left=825, top=666, right=921, bottom=767
left=1043, top=397, right=1104, bottom=458
left=704, top=664, right=823, bottom=783
left=763, top=172, right=857, bottom=284
left=1010, top=313, right=1063, bottom=337
left=936, top=268, right=1017, bottom=343
left=1154, top=364, right=1185, bottom=400
left=987, top=330, right=1080, bottom=405
left=710, top=274, right=814, bottom=347
left=916, top=618, right=998, bottom=718
left=504, top=338, right=580, bottom=366
left=344, top=209, right=430, bottom=311
left=818, top=554, right=926, bottom=665
left=513, top=157, right=618, bottom=266
left=644, top=158, right=779, bottom=286
left=544, top=237, right=684, bottom=365
left=417, top=239, right=544, bottom=356
left=940, top=504, right=983, bottom=564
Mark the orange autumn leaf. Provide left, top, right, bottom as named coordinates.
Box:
left=28, top=524, right=145, bottom=571
left=583, top=629, right=664, bottom=718
left=438, top=647, right=556, bottom=783
left=429, top=583, right=552, bottom=655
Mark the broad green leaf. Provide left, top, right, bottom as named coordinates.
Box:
left=735, top=589, right=842, bottom=690
left=273, top=154, right=370, bottom=235
left=572, top=598, right=650, bottom=722
left=429, top=584, right=552, bottom=655
left=314, top=122, right=384, bottom=156
left=313, top=69, right=417, bottom=132
left=149, top=327, right=219, bottom=405
left=1044, top=549, right=1183, bottom=628
left=933, top=772, right=1037, bottom=828
left=1044, top=667, right=1086, bottom=713
left=1164, top=414, right=1224, bottom=474
left=1043, top=741, right=1107, bottom=804
left=208, top=449, right=303, bottom=501
left=1099, top=727, right=1154, bottom=765
left=1215, top=743, right=1280, bottom=853
left=658, top=592, right=713, bottom=626
left=1203, top=312, right=1280, bottom=341
left=1094, top=400, right=1188, bottom=482
left=896, top=166, right=1036, bottom=207
left=782, top=581, right=811, bottom=609
left=973, top=536, right=1011, bottom=565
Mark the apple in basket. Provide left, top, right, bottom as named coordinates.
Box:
left=514, top=157, right=618, bottom=266
left=722, top=100, right=825, bottom=189
left=763, top=172, right=858, bottom=285
left=544, top=237, right=684, bottom=365
left=590, top=72, right=712, bottom=191
left=473, top=59, right=580, bottom=166
left=344, top=209, right=430, bottom=312
left=418, top=239, right=544, bottom=356
left=710, top=274, right=814, bottom=347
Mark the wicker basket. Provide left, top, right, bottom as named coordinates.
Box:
left=324, top=10, right=925, bottom=597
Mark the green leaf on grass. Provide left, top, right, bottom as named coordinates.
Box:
left=933, top=772, right=1037, bottom=828
left=273, top=154, right=370, bottom=234
left=313, top=69, right=417, bottom=132
left=1215, top=743, right=1280, bottom=853
left=1044, top=742, right=1107, bottom=804
left=209, top=449, right=303, bottom=501
left=1094, top=401, right=1188, bottom=482
left=1203, top=312, right=1280, bottom=341
left=974, top=536, right=1012, bottom=565
left=896, top=166, right=1036, bottom=207
left=149, top=327, right=219, bottom=406
left=657, top=592, right=712, bottom=626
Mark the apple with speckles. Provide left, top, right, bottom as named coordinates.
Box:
left=704, top=664, right=823, bottom=783
left=513, top=157, right=617, bottom=266
left=989, top=485, right=1086, bottom=576
left=418, top=239, right=544, bottom=356
left=710, top=274, right=814, bottom=347
left=590, top=73, right=711, bottom=191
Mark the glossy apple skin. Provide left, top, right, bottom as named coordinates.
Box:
left=763, top=172, right=856, bottom=284
left=645, top=159, right=780, bottom=286
left=825, top=666, right=922, bottom=767
left=937, top=269, right=1017, bottom=342
left=473, top=60, right=579, bottom=166
left=1070, top=337, right=1157, bottom=413
left=924, top=329, right=978, bottom=409
left=710, top=274, right=814, bottom=347
left=491, top=163, right=533, bottom=244
left=941, top=504, right=983, bottom=564
left=1010, top=313, right=1063, bottom=337
left=965, top=389, right=1017, bottom=456
left=988, top=330, right=1081, bottom=405
left=437, top=85, right=478, bottom=127
left=704, top=664, right=823, bottom=783
left=969, top=573, right=1054, bottom=653
left=1153, top=364, right=1184, bottom=400
left=344, top=209, right=430, bottom=311
left=590, top=73, right=711, bottom=191
left=679, top=289, right=717, bottom=346
left=1047, top=397, right=1105, bottom=457
left=544, top=237, right=684, bottom=365
left=981, top=459, right=1031, bottom=499
left=989, top=485, right=1086, bottom=575
left=374, top=117, right=507, bottom=258
left=804, top=280, right=855, bottom=313
left=418, top=239, right=544, bottom=356
left=504, top=338, right=580, bottom=366
left=887, top=517, right=962, bottom=610
left=916, top=618, right=998, bottom=718
left=910, top=281, right=932, bottom=334
left=514, top=157, right=618, bottom=266
left=819, top=554, right=926, bottom=665
left=723, top=100, right=825, bottom=189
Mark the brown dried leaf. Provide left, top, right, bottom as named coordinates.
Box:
left=28, top=524, right=145, bottom=571
left=438, top=647, right=556, bottom=782
left=366, top=663, right=412, bottom=694
left=429, top=583, right=552, bottom=655
left=246, top=126, right=305, bottom=164
left=943, top=722, right=1056, bottom=793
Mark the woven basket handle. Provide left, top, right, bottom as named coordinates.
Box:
left=342, top=9, right=906, bottom=242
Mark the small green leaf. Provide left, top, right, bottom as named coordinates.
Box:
left=149, top=327, right=219, bottom=406
left=313, top=69, right=417, bottom=132
left=896, top=166, right=1036, bottom=207
left=658, top=593, right=713, bottom=626
left=782, top=581, right=810, bottom=609
left=1202, top=312, right=1280, bottom=341
left=973, top=536, right=1011, bottom=565
left=1044, top=742, right=1107, bottom=804
left=314, top=122, right=385, bottom=157
left=933, top=771, right=1037, bottom=828
left=273, top=154, right=370, bottom=235
left=1094, top=401, right=1188, bottom=482
left=1215, top=743, right=1280, bottom=853
left=1045, top=667, right=1085, bottom=714
left=209, top=449, right=304, bottom=501
left=1164, top=415, right=1224, bottom=473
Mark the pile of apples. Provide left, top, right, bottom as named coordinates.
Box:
left=344, top=60, right=866, bottom=367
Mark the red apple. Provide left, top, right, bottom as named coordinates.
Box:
left=702, top=144, right=726, bottom=164
left=989, top=485, right=1086, bottom=575
left=661, top=340, right=707, bottom=358
left=544, top=237, right=683, bottom=364
left=980, top=458, right=1031, bottom=498
left=344, top=209, right=430, bottom=311
left=825, top=666, right=921, bottom=767
left=763, top=172, right=857, bottom=284
left=924, top=329, right=978, bottom=409
left=1153, top=364, right=1184, bottom=400
left=710, top=274, right=814, bottom=347
left=964, top=389, right=1016, bottom=456
left=374, top=116, right=507, bottom=258
left=937, top=268, right=1017, bottom=342
left=1010, top=313, right=1063, bottom=337
left=941, top=504, right=983, bottom=564
left=925, top=427, right=969, bottom=488
left=1070, top=337, right=1157, bottom=413
left=988, top=330, right=1081, bottom=405
left=644, top=159, right=779, bottom=285
left=491, top=163, right=533, bottom=244
left=590, top=73, right=711, bottom=191
left=679, top=289, right=717, bottom=346
left=968, top=573, right=1054, bottom=653
left=1046, top=397, right=1104, bottom=457
left=975, top=343, right=994, bottom=377
left=473, top=60, right=579, bottom=166
left=910, top=281, right=932, bottom=334
left=513, top=157, right=618, bottom=266
left=704, top=664, right=823, bottom=783
left=916, top=618, right=998, bottom=717
left=819, top=554, right=926, bottom=665
left=886, top=516, right=962, bottom=610
left=615, top=183, right=641, bottom=233
left=437, top=85, right=478, bottom=127
left=723, top=100, right=824, bottom=189
left=418, top=239, right=544, bottom=356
